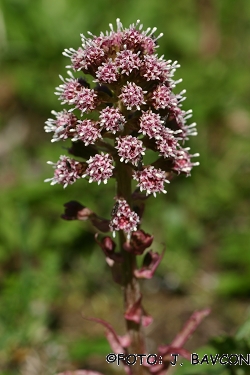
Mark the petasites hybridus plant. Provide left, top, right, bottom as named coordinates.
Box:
left=45, top=19, right=209, bottom=375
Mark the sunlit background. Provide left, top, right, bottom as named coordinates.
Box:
left=0, top=1, right=250, bottom=374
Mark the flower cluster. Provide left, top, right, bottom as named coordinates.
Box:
left=45, top=156, right=84, bottom=188
left=116, top=135, right=145, bottom=165
left=47, top=21, right=207, bottom=375
left=110, top=199, right=140, bottom=238
left=45, top=19, right=198, bottom=236
left=82, top=153, right=114, bottom=184
left=133, top=166, right=170, bottom=197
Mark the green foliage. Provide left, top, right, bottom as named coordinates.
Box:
left=69, top=337, right=110, bottom=362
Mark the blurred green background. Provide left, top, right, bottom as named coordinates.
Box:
left=0, top=0, right=250, bottom=374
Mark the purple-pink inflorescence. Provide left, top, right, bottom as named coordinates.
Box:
left=99, top=107, right=125, bottom=134
left=45, top=18, right=198, bottom=237
left=116, top=135, right=145, bottom=165
left=45, top=156, right=83, bottom=188
left=133, top=166, right=170, bottom=197
left=82, top=153, right=114, bottom=184
left=109, top=199, right=140, bottom=238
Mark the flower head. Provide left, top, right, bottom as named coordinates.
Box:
left=74, top=88, right=97, bottom=114
left=109, top=199, right=140, bottom=238
left=96, top=59, right=119, bottom=83
left=115, top=49, right=141, bottom=75
left=116, top=135, right=145, bottom=165
left=55, top=72, right=81, bottom=105
left=140, top=55, right=171, bottom=82
left=139, top=110, right=164, bottom=139
left=45, top=156, right=83, bottom=188
left=44, top=110, right=77, bottom=142
left=46, top=19, right=198, bottom=197
left=83, top=153, right=114, bottom=184
left=72, top=119, right=101, bottom=145
left=99, top=107, right=126, bottom=134
left=119, top=82, right=146, bottom=110
left=172, top=149, right=199, bottom=176
left=156, top=128, right=178, bottom=158
left=151, top=85, right=173, bottom=110
left=133, top=166, right=170, bottom=197
left=120, top=19, right=162, bottom=55
left=45, top=22, right=200, bottom=375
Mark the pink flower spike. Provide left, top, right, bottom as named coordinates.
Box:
left=109, top=199, right=140, bottom=238
left=119, top=82, right=146, bottom=110
left=133, top=166, right=170, bottom=197
left=45, top=156, right=83, bottom=188
left=83, top=153, right=114, bottom=185
left=116, top=135, right=145, bottom=165
left=72, top=119, right=101, bottom=145
left=99, top=107, right=126, bottom=134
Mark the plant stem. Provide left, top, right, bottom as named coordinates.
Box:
left=116, top=159, right=146, bottom=374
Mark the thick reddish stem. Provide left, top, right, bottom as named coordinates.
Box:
left=116, top=159, right=147, bottom=375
